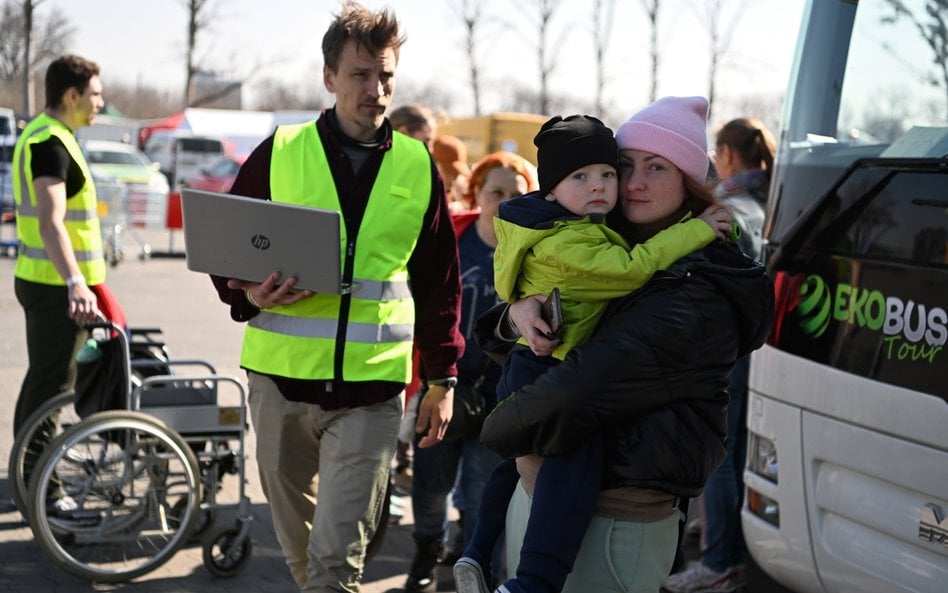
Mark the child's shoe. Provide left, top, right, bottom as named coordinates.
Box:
left=453, top=556, right=491, bottom=593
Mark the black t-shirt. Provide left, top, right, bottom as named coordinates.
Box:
left=29, top=136, right=85, bottom=198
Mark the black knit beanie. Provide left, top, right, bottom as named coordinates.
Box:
left=534, top=114, right=619, bottom=196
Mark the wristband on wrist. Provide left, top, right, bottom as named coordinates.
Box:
left=506, top=313, right=521, bottom=338
left=65, top=275, right=85, bottom=288
left=495, top=307, right=521, bottom=341
left=427, top=377, right=458, bottom=389
left=244, top=289, right=267, bottom=309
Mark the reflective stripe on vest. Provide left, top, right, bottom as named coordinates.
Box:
left=13, top=113, right=106, bottom=286
left=248, top=312, right=414, bottom=343
left=239, top=123, right=431, bottom=383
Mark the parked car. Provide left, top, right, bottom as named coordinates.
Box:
left=0, top=107, right=16, bottom=212
left=0, top=140, right=15, bottom=214
left=81, top=139, right=170, bottom=194
left=182, top=155, right=245, bottom=193
left=0, top=106, right=15, bottom=143
left=82, top=139, right=171, bottom=237
left=2, top=138, right=170, bottom=214
left=80, top=140, right=170, bottom=195
left=142, top=131, right=225, bottom=187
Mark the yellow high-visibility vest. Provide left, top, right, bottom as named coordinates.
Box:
left=14, top=113, right=105, bottom=285
left=240, top=123, right=431, bottom=383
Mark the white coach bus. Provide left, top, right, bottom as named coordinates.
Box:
left=742, top=1, right=948, bottom=593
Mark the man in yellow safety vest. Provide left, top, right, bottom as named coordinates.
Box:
left=13, top=55, right=106, bottom=507
left=210, top=3, right=463, bottom=591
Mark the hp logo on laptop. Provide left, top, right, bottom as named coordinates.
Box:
left=251, top=234, right=271, bottom=250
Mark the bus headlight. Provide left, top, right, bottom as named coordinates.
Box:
left=746, top=433, right=780, bottom=526
left=748, top=434, right=778, bottom=483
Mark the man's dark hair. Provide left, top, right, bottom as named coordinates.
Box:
left=389, top=104, right=434, bottom=134
left=322, top=1, right=406, bottom=73
left=45, top=55, right=100, bottom=109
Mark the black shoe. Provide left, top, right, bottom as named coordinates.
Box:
left=404, top=573, right=437, bottom=593
left=404, top=538, right=443, bottom=593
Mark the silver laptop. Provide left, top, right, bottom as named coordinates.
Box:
left=180, top=188, right=355, bottom=294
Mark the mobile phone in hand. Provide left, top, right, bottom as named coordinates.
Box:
left=540, top=287, right=564, bottom=340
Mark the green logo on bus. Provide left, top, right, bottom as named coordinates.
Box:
left=798, top=275, right=832, bottom=337
left=796, top=274, right=946, bottom=363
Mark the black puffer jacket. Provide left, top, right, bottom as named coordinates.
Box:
left=479, top=241, right=774, bottom=498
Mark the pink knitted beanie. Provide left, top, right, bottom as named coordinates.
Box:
left=614, top=96, right=710, bottom=186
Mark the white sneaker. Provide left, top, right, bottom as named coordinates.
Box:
left=453, top=557, right=491, bottom=593
left=48, top=495, right=78, bottom=514
left=662, top=561, right=746, bottom=593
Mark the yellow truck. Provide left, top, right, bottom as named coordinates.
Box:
left=437, top=112, right=547, bottom=165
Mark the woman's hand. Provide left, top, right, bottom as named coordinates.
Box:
left=698, top=205, right=734, bottom=240
left=510, top=295, right=560, bottom=356
left=227, top=271, right=315, bottom=309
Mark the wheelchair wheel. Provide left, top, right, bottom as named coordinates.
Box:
left=203, top=525, right=252, bottom=578
left=26, top=410, right=202, bottom=583
left=7, top=391, right=80, bottom=519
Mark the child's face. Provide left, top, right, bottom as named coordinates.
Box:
left=549, top=163, right=618, bottom=216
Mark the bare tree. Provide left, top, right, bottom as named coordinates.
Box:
left=179, top=1, right=276, bottom=110
left=881, top=0, right=948, bottom=119
left=694, top=0, right=748, bottom=122
left=498, top=78, right=577, bottom=116
left=721, top=91, right=783, bottom=136
left=0, top=3, right=19, bottom=81
left=513, top=0, right=566, bottom=115
left=499, top=85, right=543, bottom=113
left=592, top=0, right=616, bottom=116
left=183, top=0, right=216, bottom=108
left=19, top=0, right=33, bottom=113
left=0, top=0, right=72, bottom=113
left=640, top=0, right=661, bottom=103
left=453, top=0, right=488, bottom=116
left=250, top=77, right=331, bottom=112
left=394, top=80, right=459, bottom=116
left=105, top=80, right=181, bottom=119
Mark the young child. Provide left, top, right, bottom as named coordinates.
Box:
left=453, top=114, right=733, bottom=593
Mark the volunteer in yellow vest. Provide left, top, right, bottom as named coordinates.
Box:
left=209, top=5, right=463, bottom=591
left=13, top=55, right=105, bottom=474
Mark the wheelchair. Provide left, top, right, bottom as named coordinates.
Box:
left=10, top=320, right=253, bottom=583
left=7, top=326, right=170, bottom=520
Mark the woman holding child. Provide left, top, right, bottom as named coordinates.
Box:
left=465, top=96, right=774, bottom=593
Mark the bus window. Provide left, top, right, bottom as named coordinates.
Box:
left=766, top=0, right=948, bottom=255
left=808, top=170, right=948, bottom=266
